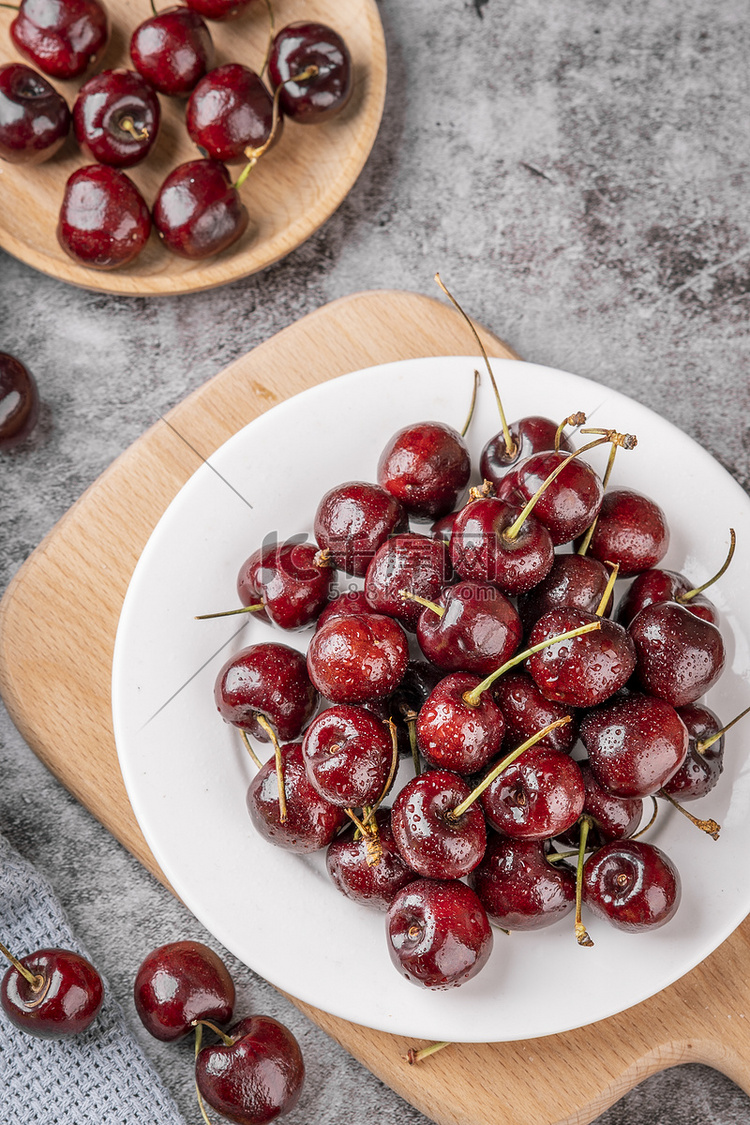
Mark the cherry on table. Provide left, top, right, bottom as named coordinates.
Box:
left=187, top=64, right=276, bottom=164
left=0, top=62, right=69, bottom=164
left=73, top=69, right=160, bottom=167
left=469, top=836, right=576, bottom=931
left=0, top=352, right=39, bottom=450
left=214, top=642, right=318, bottom=743
left=153, top=158, right=249, bottom=259
left=133, top=940, right=234, bottom=1042
left=0, top=942, right=103, bottom=1038
left=10, top=0, right=108, bottom=80
left=314, top=480, right=407, bottom=577
left=268, top=22, right=353, bottom=125
left=582, top=840, right=681, bottom=933
left=130, top=7, right=213, bottom=97
left=57, top=165, right=152, bottom=270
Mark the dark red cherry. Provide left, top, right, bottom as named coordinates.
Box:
left=583, top=840, right=681, bottom=933
left=580, top=692, right=688, bottom=798
left=133, top=941, right=234, bottom=1042
left=414, top=580, right=522, bottom=676
left=0, top=62, right=69, bottom=164
left=196, top=1015, right=304, bottom=1125
left=315, top=589, right=373, bottom=629
left=629, top=601, right=725, bottom=708
left=386, top=878, right=493, bottom=989
left=431, top=509, right=460, bottom=544
left=306, top=612, right=408, bottom=704
left=0, top=352, right=39, bottom=450
left=479, top=416, right=572, bottom=487
left=416, top=671, right=505, bottom=774
left=10, top=0, right=108, bottom=80
left=214, top=642, right=318, bottom=742
left=390, top=770, right=487, bottom=880
left=73, top=69, right=160, bottom=167
left=661, top=704, right=725, bottom=801
left=491, top=670, right=578, bottom=754
left=510, top=450, right=604, bottom=546
left=268, top=22, right=352, bottom=125
left=326, top=810, right=416, bottom=910
left=314, top=481, right=407, bottom=577
left=235, top=541, right=334, bottom=630
left=616, top=569, right=718, bottom=628
left=558, top=761, right=643, bottom=848
left=186, top=64, right=276, bottom=164
left=581, top=488, right=669, bottom=575
left=377, top=422, right=471, bottom=520
left=246, top=741, right=347, bottom=852
left=1, top=947, right=103, bottom=1038
left=364, top=532, right=452, bottom=631
left=153, top=158, right=249, bottom=259
left=57, top=165, right=151, bottom=270
left=469, top=836, right=576, bottom=931
left=301, top=704, right=392, bottom=807
left=480, top=747, right=585, bottom=840
left=517, top=553, right=614, bottom=632
left=184, top=0, right=257, bottom=19
left=527, top=608, right=636, bottom=708
left=130, top=7, right=213, bottom=97
left=449, top=496, right=554, bottom=596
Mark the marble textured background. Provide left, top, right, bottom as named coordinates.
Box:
left=2, top=0, right=750, bottom=1121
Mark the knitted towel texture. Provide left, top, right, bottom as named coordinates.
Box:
left=0, top=832, right=187, bottom=1125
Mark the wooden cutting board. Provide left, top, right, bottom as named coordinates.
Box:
left=1, top=289, right=749, bottom=1125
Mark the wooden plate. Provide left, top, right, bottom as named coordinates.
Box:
left=0, top=0, right=386, bottom=295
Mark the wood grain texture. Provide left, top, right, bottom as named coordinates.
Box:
left=0, top=0, right=386, bottom=295
left=1, top=290, right=749, bottom=1125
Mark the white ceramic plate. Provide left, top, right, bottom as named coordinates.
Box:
left=111, top=356, right=750, bottom=1043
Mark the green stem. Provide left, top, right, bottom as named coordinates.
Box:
left=595, top=562, right=619, bottom=617
left=659, top=789, right=720, bottom=840
left=195, top=603, right=264, bottom=620
left=697, top=701, right=750, bottom=752
left=399, top=590, right=444, bottom=617
left=678, top=528, right=736, bottom=602
left=574, top=817, right=594, bottom=946
left=256, top=715, right=286, bottom=823
left=461, top=369, right=480, bottom=437
left=239, top=729, right=263, bottom=770
left=0, top=941, right=43, bottom=990
left=404, top=1041, right=452, bottom=1064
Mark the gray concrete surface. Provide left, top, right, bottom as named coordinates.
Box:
left=2, top=0, right=750, bottom=1121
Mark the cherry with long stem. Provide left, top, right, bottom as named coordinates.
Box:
left=0, top=941, right=44, bottom=993
left=677, top=528, right=736, bottom=607
left=658, top=788, right=720, bottom=840
left=255, top=715, right=286, bottom=822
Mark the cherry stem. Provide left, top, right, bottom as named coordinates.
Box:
left=362, top=808, right=382, bottom=867
left=239, top=729, right=263, bottom=770
left=150, top=0, right=157, bottom=14
left=469, top=480, right=495, bottom=501
left=632, top=795, right=659, bottom=839
left=399, top=590, right=444, bottom=618
left=193, top=1018, right=236, bottom=1047
left=0, top=4, right=19, bottom=10
left=576, top=433, right=624, bottom=555
left=363, top=720, right=400, bottom=823
left=659, top=789, right=720, bottom=840
left=194, top=1023, right=215, bottom=1125
left=574, top=816, right=594, bottom=947
left=679, top=528, right=736, bottom=602
left=461, top=369, right=481, bottom=437
left=119, top=116, right=149, bottom=141
left=346, top=807, right=371, bottom=835
left=554, top=411, right=586, bottom=453
left=404, top=1041, right=452, bottom=1065
left=195, top=602, right=264, bottom=620
left=404, top=710, right=421, bottom=776
left=314, top=548, right=335, bottom=568
left=462, top=620, right=602, bottom=707
left=434, top=272, right=516, bottom=458
left=0, top=941, right=44, bottom=991
left=450, top=716, right=572, bottom=820
left=697, top=701, right=750, bottom=752
left=255, top=715, right=287, bottom=823
left=258, top=0, right=274, bottom=78
left=595, top=562, right=619, bottom=617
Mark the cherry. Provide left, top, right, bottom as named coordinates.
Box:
left=580, top=692, right=688, bottom=798
left=0, top=62, right=69, bottom=164
left=517, top=553, right=614, bottom=633
left=130, top=7, right=213, bottom=97
left=480, top=416, right=574, bottom=487
left=662, top=702, right=750, bottom=801
left=184, top=0, right=257, bottom=19
left=195, top=1015, right=304, bottom=1125
left=371, top=658, right=445, bottom=766
left=314, top=481, right=407, bottom=577
left=57, top=165, right=152, bottom=270
left=629, top=600, right=726, bottom=708
left=73, top=69, right=160, bottom=167
left=431, top=509, right=461, bottom=544
left=153, top=158, right=249, bottom=259
left=364, top=532, right=452, bottom=631
left=377, top=423, right=470, bottom=520
left=508, top=449, right=604, bottom=546
left=491, top=670, right=578, bottom=754
left=0, top=942, right=103, bottom=1038
left=391, top=769, right=487, bottom=879
left=526, top=606, right=636, bottom=708
left=229, top=541, right=334, bottom=630
left=268, top=22, right=352, bottom=125
left=326, top=809, right=416, bottom=910
left=582, top=840, right=681, bottom=933
left=480, top=747, right=585, bottom=840
left=315, top=589, right=372, bottom=629
left=0, top=352, right=39, bottom=450
left=469, top=836, right=576, bottom=931
left=416, top=671, right=505, bottom=774
left=133, top=940, right=234, bottom=1042
left=386, top=878, right=493, bottom=989
left=10, top=0, right=108, bottom=80
left=410, top=580, right=523, bottom=676
left=214, top=642, right=318, bottom=742
left=301, top=704, right=393, bottom=807
left=558, top=761, right=643, bottom=848
left=246, top=741, right=347, bottom=852
left=580, top=488, right=669, bottom=575
left=306, top=612, right=408, bottom=704
left=186, top=64, right=277, bottom=164
left=449, top=496, right=554, bottom=596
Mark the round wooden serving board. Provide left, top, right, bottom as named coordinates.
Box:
left=0, top=0, right=386, bottom=295
left=1, top=290, right=749, bottom=1125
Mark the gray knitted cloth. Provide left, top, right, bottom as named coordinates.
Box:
left=0, top=833, right=187, bottom=1125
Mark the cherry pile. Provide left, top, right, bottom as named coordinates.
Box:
left=0, top=0, right=353, bottom=268
left=206, top=280, right=742, bottom=992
